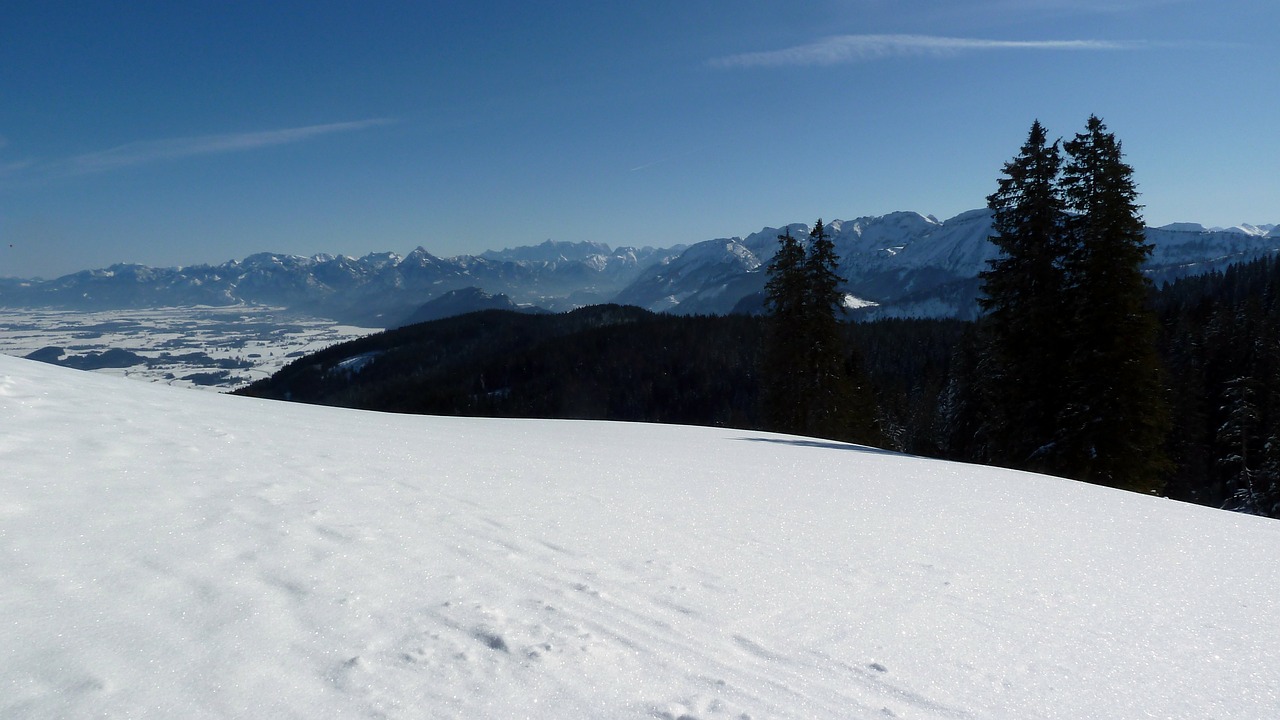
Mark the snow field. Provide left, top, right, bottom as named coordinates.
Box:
left=0, top=306, right=377, bottom=390
left=1, top=354, right=1278, bottom=718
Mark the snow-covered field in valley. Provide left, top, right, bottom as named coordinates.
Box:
left=0, top=306, right=376, bottom=390
left=2, top=354, right=1278, bottom=719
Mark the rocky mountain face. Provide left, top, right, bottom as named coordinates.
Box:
left=2, top=213, right=1276, bottom=325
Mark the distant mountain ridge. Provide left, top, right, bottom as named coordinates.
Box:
left=616, top=210, right=1280, bottom=319
left=1157, top=222, right=1279, bottom=237
left=2, top=211, right=1277, bottom=325
left=395, top=287, right=549, bottom=328
left=0, top=243, right=684, bottom=327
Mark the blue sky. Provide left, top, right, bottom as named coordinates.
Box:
left=1, top=0, right=1276, bottom=279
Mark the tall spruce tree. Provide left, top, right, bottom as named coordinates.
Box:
left=762, top=220, right=882, bottom=443
left=1056, top=115, right=1169, bottom=492
left=762, top=228, right=809, bottom=433
left=978, top=120, right=1071, bottom=470
left=801, top=219, right=850, bottom=437
left=979, top=117, right=1169, bottom=492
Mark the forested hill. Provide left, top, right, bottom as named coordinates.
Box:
left=233, top=305, right=966, bottom=441
left=235, top=305, right=766, bottom=425
left=238, top=256, right=1280, bottom=519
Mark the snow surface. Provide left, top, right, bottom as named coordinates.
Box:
left=2, top=355, right=1279, bottom=719
left=842, top=294, right=879, bottom=310
left=0, top=306, right=377, bottom=390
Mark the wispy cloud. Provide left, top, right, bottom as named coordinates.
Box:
left=628, top=148, right=703, bottom=173
left=56, top=118, right=395, bottom=176
left=710, top=34, right=1144, bottom=69
left=996, top=0, right=1191, bottom=12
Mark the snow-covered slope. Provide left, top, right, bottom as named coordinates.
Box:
left=3, top=356, right=1280, bottom=719
left=612, top=237, right=771, bottom=314
left=1144, top=223, right=1280, bottom=282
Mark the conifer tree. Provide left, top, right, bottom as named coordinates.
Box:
left=1056, top=115, right=1170, bottom=491
left=1218, top=375, right=1262, bottom=511
left=761, top=220, right=882, bottom=444
left=978, top=120, right=1071, bottom=470
left=762, top=228, right=809, bottom=433
left=801, top=219, right=851, bottom=437
left=979, top=116, right=1169, bottom=491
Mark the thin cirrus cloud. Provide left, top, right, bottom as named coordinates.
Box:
left=49, top=118, right=396, bottom=178
left=710, top=34, right=1144, bottom=69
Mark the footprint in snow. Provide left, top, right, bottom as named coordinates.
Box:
left=571, top=582, right=601, bottom=597
left=472, top=628, right=509, bottom=653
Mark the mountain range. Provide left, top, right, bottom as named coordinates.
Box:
left=2, top=211, right=1276, bottom=326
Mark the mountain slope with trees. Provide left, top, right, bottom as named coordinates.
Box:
left=237, top=117, right=1280, bottom=520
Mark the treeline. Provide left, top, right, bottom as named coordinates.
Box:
left=238, top=306, right=767, bottom=426
left=234, top=304, right=962, bottom=448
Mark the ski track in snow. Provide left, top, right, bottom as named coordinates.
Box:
left=2, top=355, right=1279, bottom=719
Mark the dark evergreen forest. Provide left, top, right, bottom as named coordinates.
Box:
left=234, top=305, right=963, bottom=447
left=236, top=255, right=1280, bottom=520
left=1156, top=256, right=1280, bottom=516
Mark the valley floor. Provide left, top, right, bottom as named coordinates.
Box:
left=0, top=306, right=376, bottom=390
